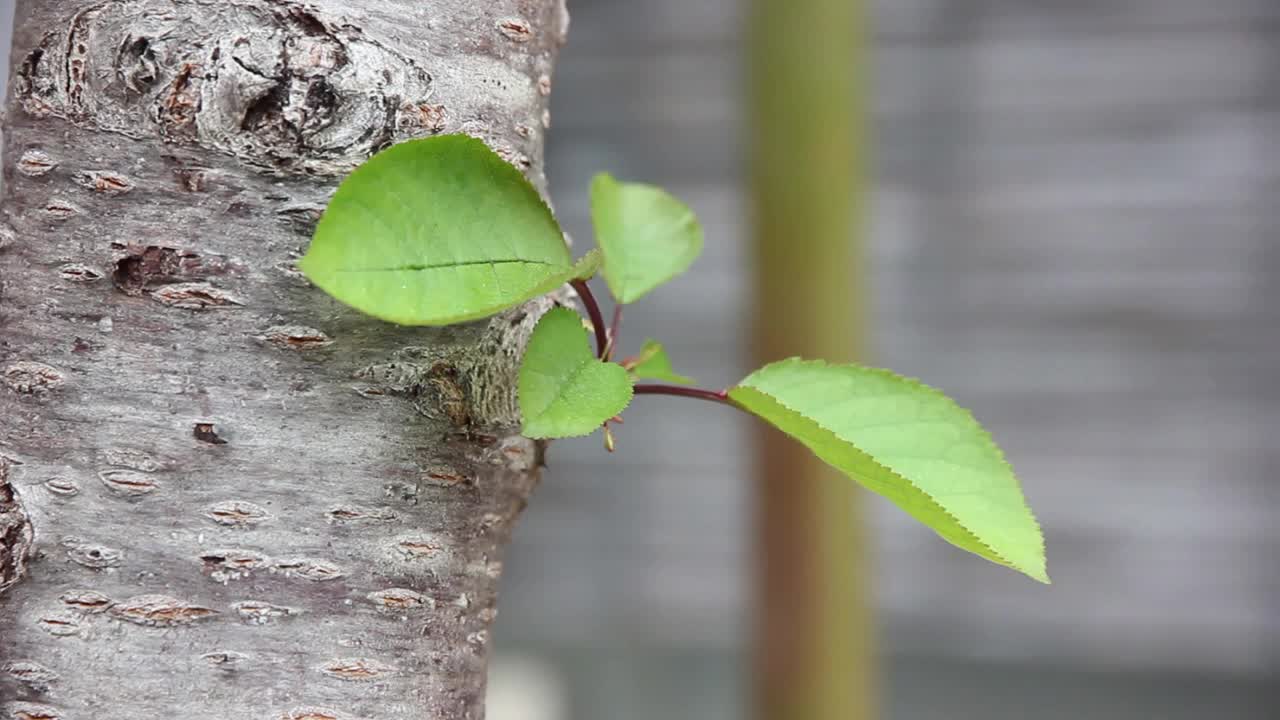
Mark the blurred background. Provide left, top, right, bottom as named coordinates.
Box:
left=4, top=1, right=1276, bottom=718
left=492, top=0, right=1280, bottom=718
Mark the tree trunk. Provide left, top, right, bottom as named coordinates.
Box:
left=0, top=2, right=567, bottom=718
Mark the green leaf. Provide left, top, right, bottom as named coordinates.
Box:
left=567, top=249, right=604, bottom=280
left=590, top=173, right=704, bottom=304
left=519, top=307, right=634, bottom=439
left=729, top=359, right=1048, bottom=582
left=301, top=134, right=586, bottom=326
left=628, top=339, right=694, bottom=385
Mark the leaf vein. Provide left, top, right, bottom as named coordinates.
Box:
left=333, top=259, right=562, bottom=273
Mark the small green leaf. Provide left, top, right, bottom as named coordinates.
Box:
left=729, top=359, right=1047, bottom=582
left=301, top=135, right=585, bottom=326
left=590, top=173, right=703, bottom=304
left=519, top=307, right=633, bottom=439
left=628, top=339, right=694, bottom=385
left=568, top=249, right=604, bottom=280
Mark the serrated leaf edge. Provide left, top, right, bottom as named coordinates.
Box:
left=733, top=357, right=1048, bottom=583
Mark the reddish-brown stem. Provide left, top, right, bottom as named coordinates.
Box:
left=606, top=305, right=624, bottom=360
left=633, top=383, right=735, bottom=406
left=571, top=279, right=609, bottom=358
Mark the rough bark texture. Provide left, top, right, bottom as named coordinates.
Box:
left=0, top=1, right=567, bottom=718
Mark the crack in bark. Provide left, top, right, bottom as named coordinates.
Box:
left=0, top=459, right=33, bottom=595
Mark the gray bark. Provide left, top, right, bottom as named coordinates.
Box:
left=0, top=1, right=568, bottom=718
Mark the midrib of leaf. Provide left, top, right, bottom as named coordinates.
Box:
left=522, top=357, right=600, bottom=421
left=730, top=381, right=1047, bottom=582
left=332, top=258, right=562, bottom=273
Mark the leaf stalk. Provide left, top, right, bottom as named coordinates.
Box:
left=570, top=279, right=609, bottom=358
left=633, top=383, right=734, bottom=406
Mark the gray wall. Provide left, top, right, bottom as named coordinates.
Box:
left=498, top=0, right=1280, bottom=679
left=493, top=4, right=1280, bottom=714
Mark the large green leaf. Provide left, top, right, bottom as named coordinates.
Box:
left=628, top=339, right=694, bottom=385
left=519, top=307, right=634, bottom=439
left=301, top=134, right=586, bottom=326
left=729, top=359, right=1047, bottom=582
left=590, top=173, right=703, bottom=304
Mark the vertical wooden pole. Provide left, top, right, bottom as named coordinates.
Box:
left=748, top=0, right=877, bottom=718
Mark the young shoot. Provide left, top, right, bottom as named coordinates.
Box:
left=301, top=135, right=1048, bottom=583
